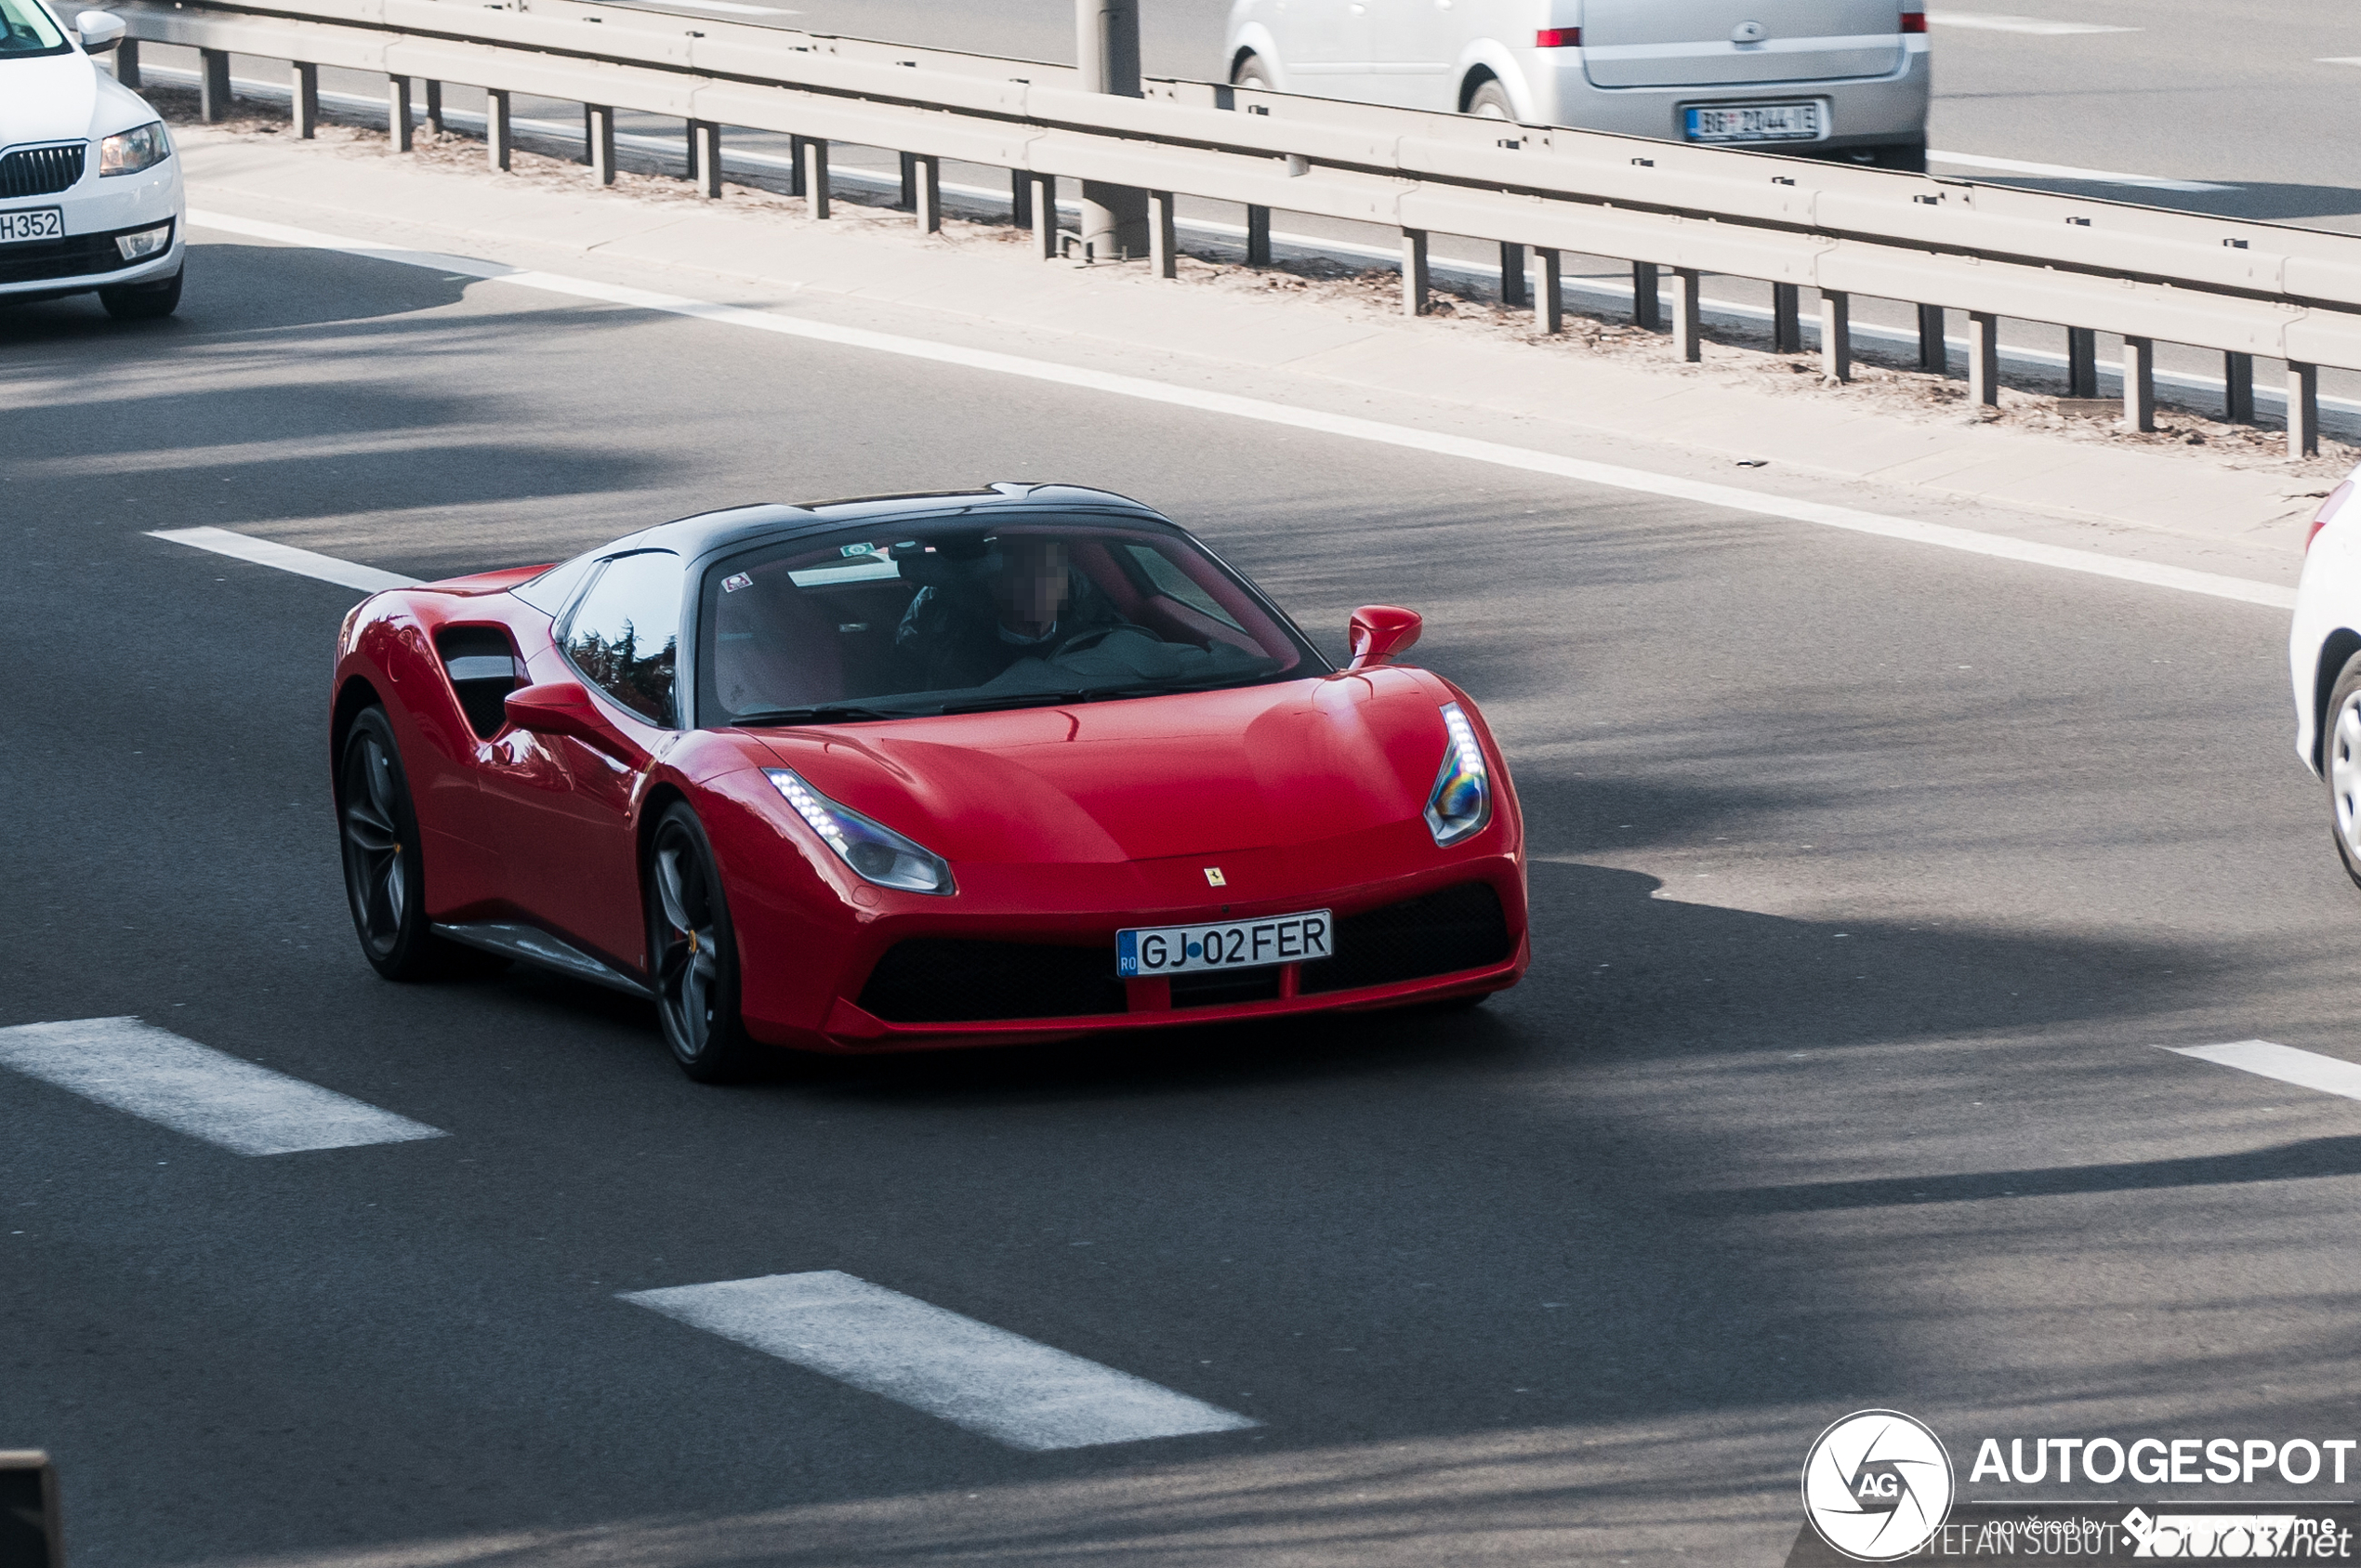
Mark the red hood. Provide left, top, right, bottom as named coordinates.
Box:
left=753, top=669, right=1453, bottom=864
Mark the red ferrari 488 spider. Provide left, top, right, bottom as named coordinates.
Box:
left=332, top=485, right=1527, bottom=1079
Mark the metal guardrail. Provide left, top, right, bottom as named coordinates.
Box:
left=116, top=0, right=2354, bottom=454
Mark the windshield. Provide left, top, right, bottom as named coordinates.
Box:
left=697, top=518, right=1322, bottom=726
left=0, top=0, right=69, bottom=56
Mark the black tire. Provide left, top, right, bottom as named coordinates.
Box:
left=2324, top=652, right=2361, bottom=890
left=1465, top=78, right=1516, bottom=120
left=338, top=707, right=467, bottom=981
left=646, top=802, right=762, bottom=1083
left=1231, top=53, right=1273, bottom=89
left=1841, top=141, right=1928, bottom=173
left=99, top=266, right=182, bottom=321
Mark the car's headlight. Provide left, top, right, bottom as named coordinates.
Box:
left=1423, top=703, right=1492, bottom=847
left=765, top=769, right=955, bottom=895
left=98, top=121, right=169, bottom=178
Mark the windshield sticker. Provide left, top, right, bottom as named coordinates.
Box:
left=840, top=542, right=877, bottom=559
left=721, top=573, right=753, bottom=593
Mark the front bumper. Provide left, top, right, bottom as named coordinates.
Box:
left=0, top=159, right=185, bottom=300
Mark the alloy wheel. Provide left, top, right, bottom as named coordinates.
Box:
left=341, top=731, right=408, bottom=957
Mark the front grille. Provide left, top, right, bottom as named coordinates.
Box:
left=858, top=939, right=1126, bottom=1023
left=0, top=143, right=86, bottom=199
left=0, top=219, right=165, bottom=287
left=1300, top=881, right=1512, bottom=995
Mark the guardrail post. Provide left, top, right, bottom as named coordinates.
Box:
left=801, top=137, right=831, bottom=217
left=2289, top=362, right=2320, bottom=457
left=1246, top=205, right=1271, bottom=266
left=897, top=152, right=918, bottom=211
left=1632, top=261, right=1660, bottom=330
left=2122, top=336, right=2156, bottom=431
left=199, top=48, right=231, bottom=121
left=1402, top=229, right=1430, bottom=317
left=2066, top=327, right=2097, bottom=397
left=1772, top=283, right=1800, bottom=354
left=1917, top=305, right=1945, bottom=373
left=1499, top=243, right=1528, bottom=309
left=1009, top=168, right=1030, bottom=226
left=690, top=121, right=722, bottom=198
left=1968, top=312, right=1999, bottom=406
left=292, top=62, right=318, bottom=138
left=911, top=154, right=942, bottom=232
left=1670, top=268, right=1700, bottom=362
left=114, top=37, right=139, bottom=89
left=2224, top=351, right=2254, bottom=424
left=425, top=80, right=443, bottom=135
left=1534, top=247, right=1563, bottom=335
left=1029, top=174, right=1056, bottom=257
left=486, top=89, right=512, bottom=171
left=586, top=105, right=615, bottom=185
left=1149, top=190, right=1177, bottom=279
left=389, top=76, right=413, bottom=152
left=1075, top=0, right=1148, bottom=260
left=1820, top=291, right=1851, bottom=382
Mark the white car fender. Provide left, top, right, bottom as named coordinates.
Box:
left=1224, top=14, right=1285, bottom=86
left=2288, top=461, right=2361, bottom=774
left=1453, top=37, right=1537, bottom=119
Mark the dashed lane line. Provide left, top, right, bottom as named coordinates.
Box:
left=2167, top=1040, right=2361, bottom=1101
left=1924, top=150, right=2235, bottom=194
left=150, top=525, right=420, bottom=591
left=178, top=208, right=2298, bottom=613
left=622, top=1270, right=1258, bottom=1451
left=0, top=1017, right=445, bottom=1156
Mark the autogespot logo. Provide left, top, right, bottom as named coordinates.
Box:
left=1801, top=1409, right=1958, bottom=1561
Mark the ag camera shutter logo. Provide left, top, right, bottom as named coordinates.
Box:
left=1801, top=1409, right=1956, bottom=1561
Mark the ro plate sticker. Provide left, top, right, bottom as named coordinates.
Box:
left=721, top=573, right=753, bottom=593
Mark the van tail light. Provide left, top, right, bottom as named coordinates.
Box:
left=1535, top=27, right=1579, bottom=46
left=1900, top=10, right=1927, bottom=31
left=2309, top=481, right=2354, bottom=551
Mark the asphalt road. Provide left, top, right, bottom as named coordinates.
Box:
left=8, top=229, right=2361, bottom=1566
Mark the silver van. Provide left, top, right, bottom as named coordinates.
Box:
left=1223, top=0, right=1930, bottom=169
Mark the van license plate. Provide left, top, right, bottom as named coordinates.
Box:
left=1685, top=102, right=1823, bottom=142
left=1117, top=909, right=1332, bottom=977
left=0, top=207, right=64, bottom=244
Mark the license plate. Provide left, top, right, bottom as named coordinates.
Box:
left=0, top=207, right=63, bottom=244
left=1117, top=909, right=1332, bottom=977
left=1685, top=101, right=1823, bottom=143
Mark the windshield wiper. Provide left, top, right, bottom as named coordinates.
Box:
left=933, top=676, right=1277, bottom=716
left=932, top=690, right=1099, bottom=715
left=731, top=704, right=910, bottom=726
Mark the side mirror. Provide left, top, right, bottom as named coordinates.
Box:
left=1346, top=605, right=1422, bottom=670
left=503, top=680, right=639, bottom=758
left=76, top=10, right=125, bottom=51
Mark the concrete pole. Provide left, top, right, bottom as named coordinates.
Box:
left=389, top=76, right=414, bottom=152
left=292, top=62, right=318, bottom=138
left=114, top=37, right=140, bottom=90
left=1075, top=0, right=1147, bottom=260
left=1820, top=291, right=1852, bottom=383
left=1533, top=248, right=1563, bottom=335
left=1669, top=268, right=1701, bottom=362
left=1967, top=311, right=1999, bottom=405
left=1917, top=304, right=1946, bottom=373
left=199, top=49, right=231, bottom=121
left=1772, top=283, right=1801, bottom=354
left=486, top=89, right=513, bottom=172
left=2122, top=336, right=2156, bottom=431
left=2290, top=362, right=2321, bottom=457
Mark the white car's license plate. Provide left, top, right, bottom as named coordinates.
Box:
left=1685, top=101, right=1822, bottom=143
left=1117, top=909, right=1333, bottom=977
left=0, top=207, right=64, bottom=244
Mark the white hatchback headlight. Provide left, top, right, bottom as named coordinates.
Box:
left=765, top=769, right=955, bottom=895
left=1423, top=703, right=1492, bottom=846
left=98, top=121, right=169, bottom=178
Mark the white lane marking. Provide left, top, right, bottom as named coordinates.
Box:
left=2168, top=1040, right=2361, bottom=1101
left=2316, top=57, right=2361, bottom=68
left=621, top=1270, right=1258, bottom=1451
left=645, top=0, right=795, bottom=10
left=0, top=1017, right=446, bottom=1156
left=1925, top=11, right=2140, bottom=34
left=1926, top=150, right=2234, bottom=193
left=185, top=208, right=2296, bottom=612
left=150, top=525, right=420, bottom=591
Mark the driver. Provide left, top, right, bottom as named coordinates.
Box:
left=894, top=534, right=1127, bottom=691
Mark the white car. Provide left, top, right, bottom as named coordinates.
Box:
left=1, top=0, right=184, bottom=319
left=1225, top=0, right=1931, bottom=170
left=2290, top=472, right=2361, bottom=883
